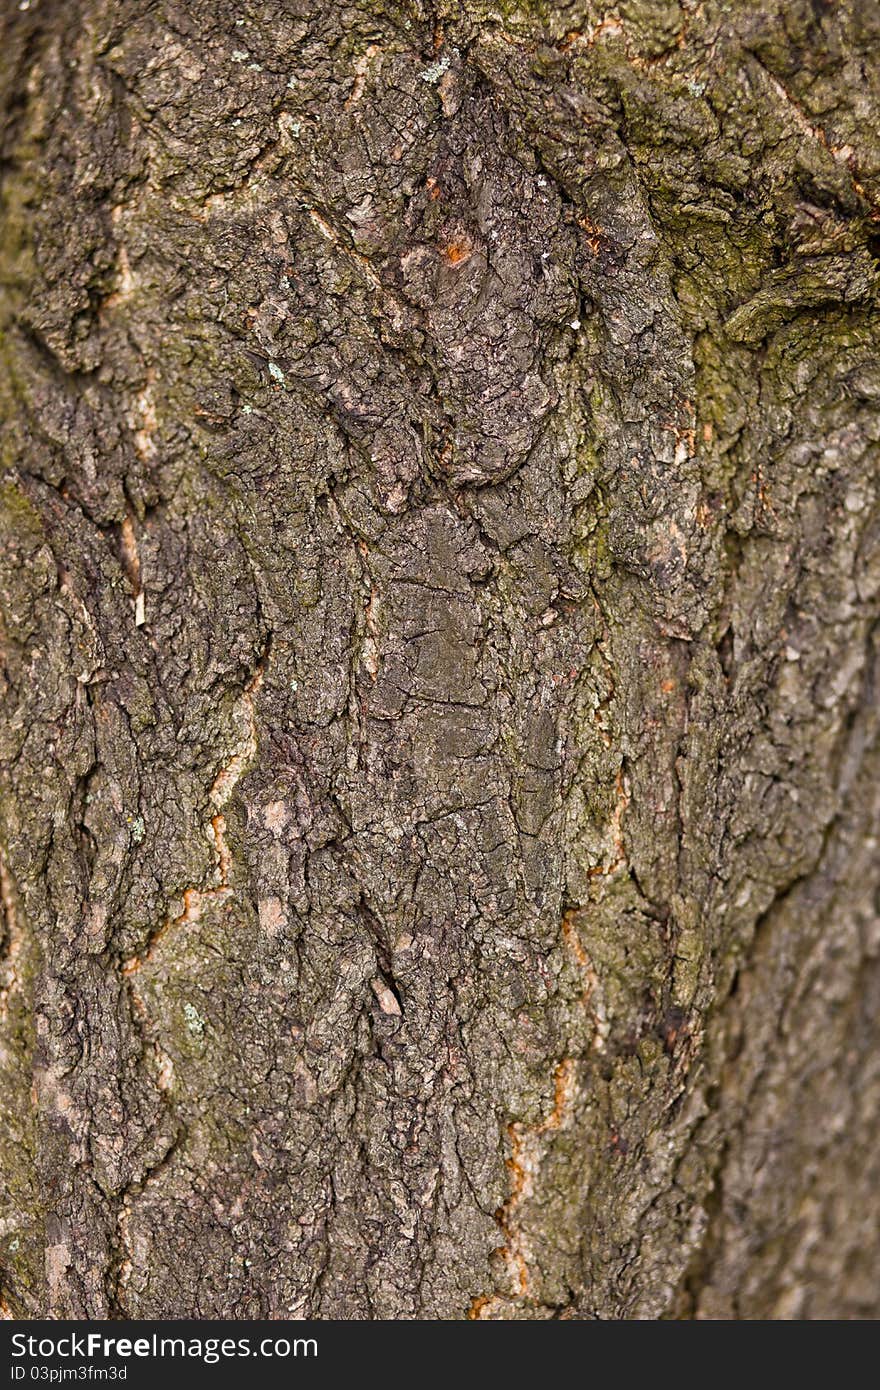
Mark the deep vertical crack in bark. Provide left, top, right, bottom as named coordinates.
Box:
left=123, top=643, right=269, bottom=978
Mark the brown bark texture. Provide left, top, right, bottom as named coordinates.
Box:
left=1, top=0, right=879, bottom=1320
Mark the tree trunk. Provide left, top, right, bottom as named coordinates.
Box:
left=1, top=0, right=879, bottom=1321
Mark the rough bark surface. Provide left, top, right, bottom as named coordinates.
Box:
left=1, top=0, right=879, bottom=1320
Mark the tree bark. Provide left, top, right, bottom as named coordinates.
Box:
left=1, top=0, right=879, bottom=1320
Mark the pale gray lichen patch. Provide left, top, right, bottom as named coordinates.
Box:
left=419, top=53, right=452, bottom=84
left=182, top=1003, right=205, bottom=1036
